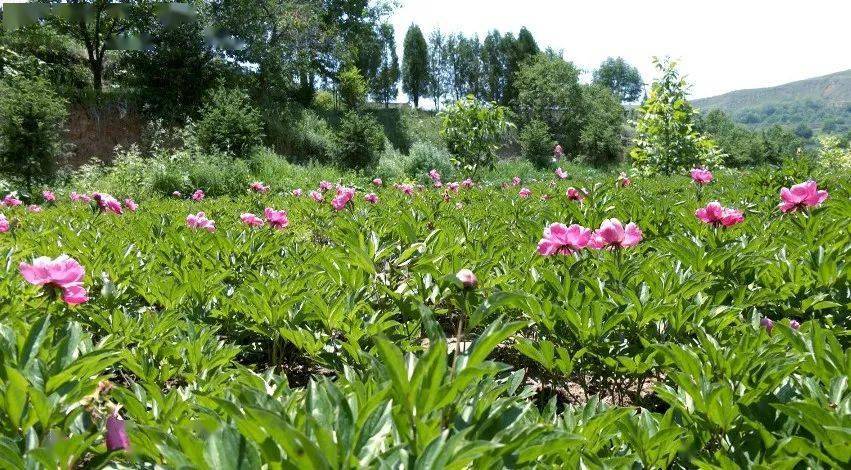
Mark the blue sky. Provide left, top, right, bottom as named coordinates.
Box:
left=390, top=0, right=851, bottom=101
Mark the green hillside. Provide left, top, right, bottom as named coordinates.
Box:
left=691, top=69, right=851, bottom=134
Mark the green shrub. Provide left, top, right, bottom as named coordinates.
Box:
left=313, top=89, right=335, bottom=111
left=406, top=141, right=455, bottom=183
left=439, top=96, right=512, bottom=173
left=0, top=77, right=67, bottom=190
left=374, top=145, right=410, bottom=182
left=334, top=112, right=386, bottom=171
left=194, top=86, right=264, bottom=158
left=580, top=85, right=625, bottom=166
left=519, top=120, right=555, bottom=169
left=339, top=66, right=367, bottom=110
left=294, top=110, right=334, bottom=164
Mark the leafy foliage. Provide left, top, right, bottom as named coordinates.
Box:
left=194, top=86, right=264, bottom=159
left=439, top=96, right=512, bottom=173
left=519, top=119, right=555, bottom=169
left=593, top=56, right=643, bottom=103
left=334, top=112, right=386, bottom=172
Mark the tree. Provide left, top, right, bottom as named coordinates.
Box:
left=339, top=66, right=367, bottom=109
left=448, top=34, right=481, bottom=100
left=514, top=53, right=584, bottom=155
left=593, top=57, right=643, bottom=103
left=793, top=123, right=813, bottom=140
left=505, top=26, right=538, bottom=106
left=402, top=24, right=429, bottom=108
left=371, top=23, right=399, bottom=107
left=195, top=86, right=264, bottom=158
left=0, top=77, right=67, bottom=191
left=427, top=28, right=451, bottom=110
left=439, top=96, right=512, bottom=173
left=579, top=85, right=625, bottom=165
left=479, top=30, right=507, bottom=103
left=630, top=58, right=724, bottom=174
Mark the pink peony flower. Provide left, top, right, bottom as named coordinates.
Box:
left=292, top=188, right=303, bottom=197
left=456, top=268, right=477, bottom=288
left=191, top=189, right=205, bottom=201
left=172, top=191, right=182, bottom=198
left=537, top=223, right=592, bottom=256
left=310, top=190, right=324, bottom=202
left=555, top=167, right=568, bottom=179
left=19, top=255, right=88, bottom=305
left=2, top=194, right=22, bottom=207
left=447, top=182, right=460, bottom=192
left=240, top=213, right=264, bottom=228
left=249, top=181, right=269, bottom=193
left=589, top=219, right=643, bottom=249
left=789, top=320, right=800, bottom=330
left=566, top=187, right=585, bottom=201
left=690, top=168, right=713, bottom=185
left=554, top=144, right=564, bottom=159
left=760, top=317, right=774, bottom=333
left=70, top=192, right=84, bottom=202
left=318, top=181, right=334, bottom=192
left=43, top=190, right=56, bottom=202
left=428, top=169, right=441, bottom=182
left=373, top=178, right=383, bottom=186
left=618, top=172, right=631, bottom=187
left=331, top=186, right=356, bottom=211
left=396, top=183, right=414, bottom=196
left=27, top=205, right=42, bottom=213
left=0, top=214, right=9, bottom=233
left=461, top=178, right=474, bottom=189
left=512, top=176, right=521, bottom=186
left=364, top=193, right=379, bottom=204
left=124, top=199, right=138, bottom=212
left=92, top=193, right=123, bottom=215
left=186, top=212, right=215, bottom=232
left=695, top=201, right=744, bottom=227
left=519, top=187, right=532, bottom=198
left=105, top=413, right=130, bottom=451
left=778, top=180, right=828, bottom=213
left=264, top=207, right=289, bottom=229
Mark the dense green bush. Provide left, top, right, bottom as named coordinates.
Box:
left=580, top=85, right=625, bottom=166
left=194, top=86, right=264, bottom=158
left=0, top=77, right=67, bottom=190
left=334, top=111, right=386, bottom=171
left=338, top=66, right=368, bottom=110
left=519, top=120, right=555, bottom=169
left=405, top=141, right=455, bottom=182
left=440, top=96, right=512, bottom=173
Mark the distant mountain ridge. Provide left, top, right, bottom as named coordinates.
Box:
left=691, top=69, right=851, bottom=133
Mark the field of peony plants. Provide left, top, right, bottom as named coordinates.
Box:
left=0, top=164, right=849, bottom=468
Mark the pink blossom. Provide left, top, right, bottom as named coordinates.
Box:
left=373, top=178, right=383, bottom=186
left=124, top=199, right=138, bottom=212
left=537, top=223, right=592, bottom=256
left=396, top=183, right=414, bottom=196
left=519, top=187, right=532, bottom=198
left=447, top=182, right=460, bottom=192
left=92, top=193, right=123, bottom=215
left=105, top=413, right=130, bottom=451
left=70, top=192, right=92, bottom=203
left=186, top=212, right=215, bottom=232
left=566, top=187, right=585, bottom=201
left=433, top=181, right=443, bottom=188
left=554, top=144, right=564, bottom=159
left=19, top=254, right=88, bottom=305
left=690, top=168, right=713, bottom=185
left=240, top=213, right=264, bottom=228
left=695, top=201, right=744, bottom=227
left=2, top=194, right=22, bottom=207
left=778, top=180, right=829, bottom=213
left=249, top=181, right=269, bottom=193
left=428, top=169, right=441, bottom=182
left=172, top=191, right=182, bottom=198
left=332, top=186, right=356, bottom=211
left=364, top=193, right=379, bottom=204
left=27, top=205, right=42, bottom=213
left=789, top=320, right=801, bottom=330
left=760, top=317, right=774, bottom=333
left=264, top=207, right=289, bottom=229
left=292, top=188, right=303, bottom=197
left=456, top=268, right=477, bottom=288
left=589, top=219, right=643, bottom=249
left=461, top=178, right=474, bottom=189
left=43, top=190, right=56, bottom=202
left=318, top=181, right=334, bottom=192
left=0, top=214, right=9, bottom=233
left=512, top=176, right=521, bottom=186
left=555, top=167, right=568, bottom=179
left=618, top=172, right=631, bottom=187
left=191, top=189, right=205, bottom=201
left=310, top=190, right=324, bottom=202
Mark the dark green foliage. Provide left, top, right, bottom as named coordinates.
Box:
left=194, top=87, right=264, bottom=158
left=514, top=54, right=584, bottom=155
left=439, top=96, right=511, bottom=172
left=339, top=66, right=368, bottom=110
left=334, top=112, right=386, bottom=171
left=402, top=24, right=429, bottom=108
left=0, top=77, right=67, bottom=190
left=794, top=123, right=814, bottom=139
left=593, top=56, right=643, bottom=103
left=698, top=109, right=807, bottom=166
left=405, top=141, right=455, bottom=182
left=580, top=85, right=625, bottom=165
left=519, top=119, right=555, bottom=169
left=371, top=24, right=400, bottom=107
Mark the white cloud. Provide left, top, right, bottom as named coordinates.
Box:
left=390, top=0, right=851, bottom=101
